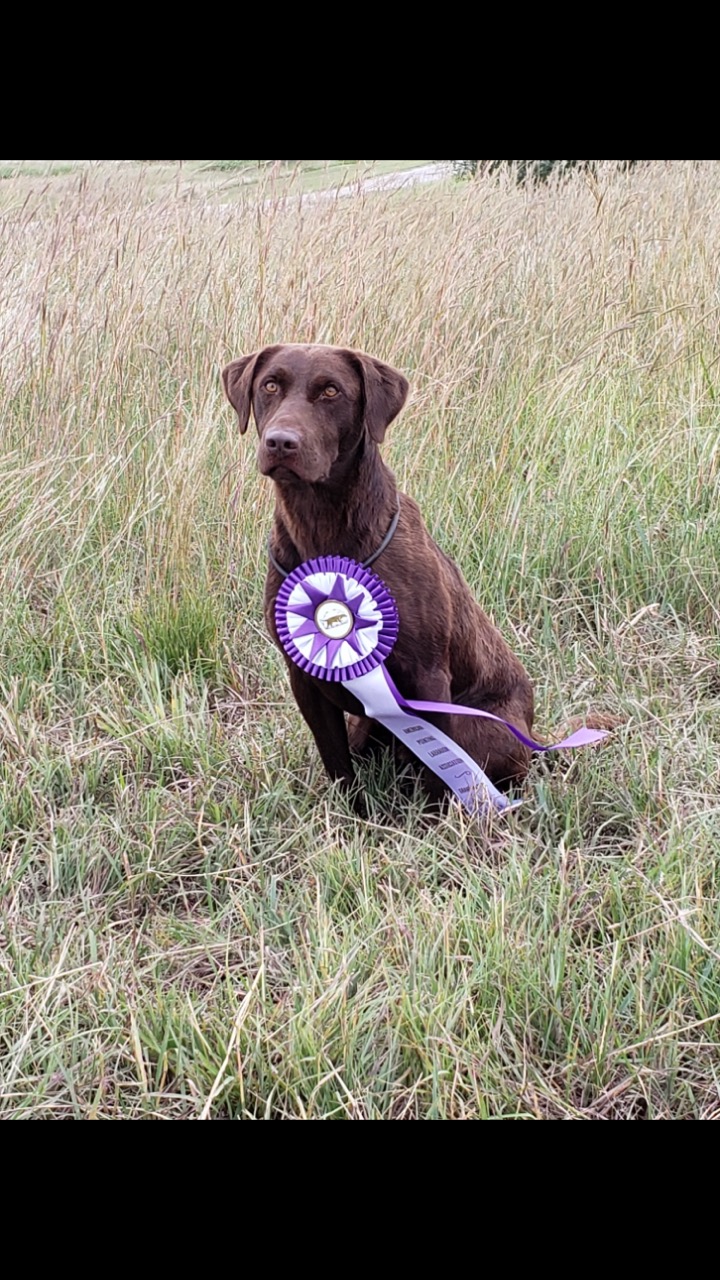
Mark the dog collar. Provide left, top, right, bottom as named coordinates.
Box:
left=268, top=505, right=401, bottom=579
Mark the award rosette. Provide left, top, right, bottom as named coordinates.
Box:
left=275, top=556, right=608, bottom=818
left=277, top=557, right=508, bottom=817
left=275, top=556, right=399, bottom=683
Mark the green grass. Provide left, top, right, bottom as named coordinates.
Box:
left=1, top=161, right=720, bottom=1118
left=0, top=160, right=87, bottom=180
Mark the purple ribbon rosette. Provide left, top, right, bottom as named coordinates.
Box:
left=276, top=557, right=608, bottom=818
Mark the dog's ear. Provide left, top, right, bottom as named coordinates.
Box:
left=222, top=355, right=258, bottom=434
left=351, top=352, right=409, bottom=444
left=222, top=347, right=280, bottom=434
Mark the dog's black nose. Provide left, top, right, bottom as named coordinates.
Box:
left=265, top=429, right=301, bottom=454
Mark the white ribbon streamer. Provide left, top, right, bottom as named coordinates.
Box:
left=344, top=667, right=519, bottom=816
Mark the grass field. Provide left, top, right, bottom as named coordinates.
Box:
left=0, top=159, right=434, bottom=198
left=1, top=160, right=719, bottom=1120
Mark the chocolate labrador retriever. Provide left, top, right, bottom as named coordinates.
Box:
left=223, top=343, right=535, bottom=802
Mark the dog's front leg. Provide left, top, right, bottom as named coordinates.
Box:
left=287, top=665, right=355, bottom=786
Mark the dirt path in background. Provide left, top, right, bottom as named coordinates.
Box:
left=215, top=163, right=453, bottom=212
left=302, top=162, right=453, bottom=201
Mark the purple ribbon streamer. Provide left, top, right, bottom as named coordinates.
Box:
left=382, top=671, right=609, bottom=752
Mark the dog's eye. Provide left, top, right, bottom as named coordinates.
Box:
left=323, top=385, right=339, bottom=398
left=264, top=380, right=279, bottom=394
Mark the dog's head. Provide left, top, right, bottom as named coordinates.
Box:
left=222, top=343, right=409, bottom=485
